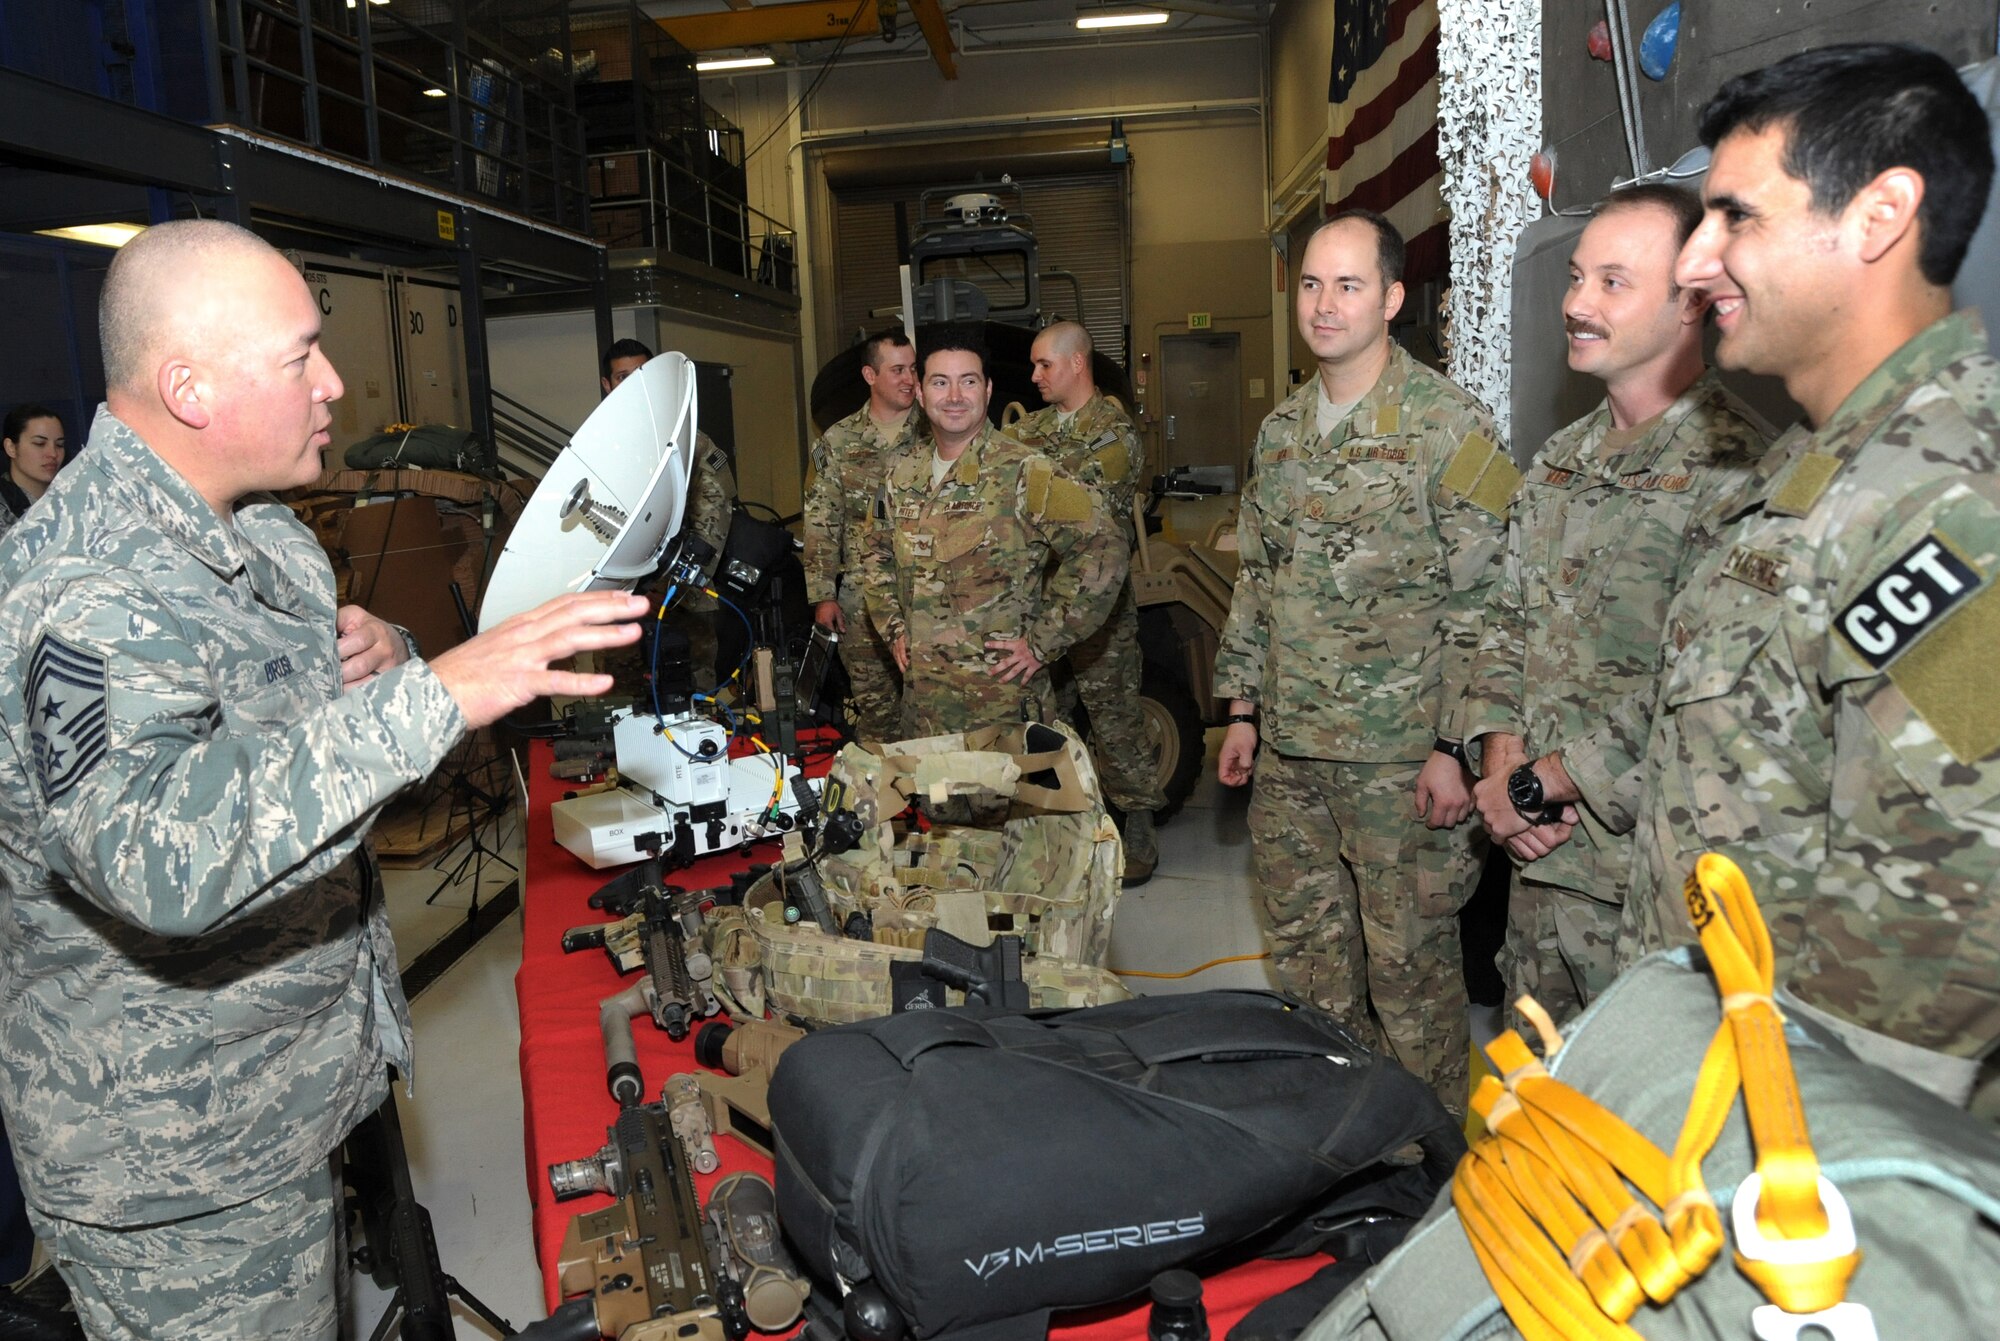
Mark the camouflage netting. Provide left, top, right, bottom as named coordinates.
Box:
left=705, top=721, right=1130, bottom=1025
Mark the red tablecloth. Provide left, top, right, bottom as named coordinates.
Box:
left=517, top=738, right=1325, bottom=1335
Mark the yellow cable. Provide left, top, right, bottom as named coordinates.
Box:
left=1110, top=950, right=1272, bottom=979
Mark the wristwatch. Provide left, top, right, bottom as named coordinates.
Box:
left=1507, top=763, right=1565, bottom=825
left=1224, top=711, right=1258, bottom=727
left=1432, top=737, right=1468, bottom=766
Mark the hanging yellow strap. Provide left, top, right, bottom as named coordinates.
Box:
left=1681, top=854, right=1860, bottom=1314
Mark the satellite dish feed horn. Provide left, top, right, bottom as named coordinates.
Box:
left=477, top=351, right=699, bottom=631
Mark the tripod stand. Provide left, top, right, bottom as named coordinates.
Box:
left=424, top=580, right=521, bottom=908
left=345, top=1080, right=518, bottom=1341
left=425, top=743, right=518, bottom=907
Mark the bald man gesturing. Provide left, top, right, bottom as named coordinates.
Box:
left=0, top=220, right=646, bottom=1340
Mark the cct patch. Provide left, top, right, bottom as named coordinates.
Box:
left=27, top=633, right=110, bottom=804
left=1835, top=535, right=1981, bottom=670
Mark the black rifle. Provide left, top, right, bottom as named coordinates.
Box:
left=562, top=859, right=720, bottom=1042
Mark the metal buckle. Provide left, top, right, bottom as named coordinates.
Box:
left=1734, top=1173, right=1876, bottom=1341
left=1750, top=1302, right=1879, bottom=1341
left=1730, top=1172, right=1856, bottom=1265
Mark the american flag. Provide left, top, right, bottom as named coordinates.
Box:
left=1325, top=0, right=1446, bottom=287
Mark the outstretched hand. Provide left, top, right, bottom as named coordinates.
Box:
left=429, top=591, right=651, bottom=728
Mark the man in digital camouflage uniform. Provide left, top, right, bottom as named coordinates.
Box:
left=1012, top=321, right=1167, bottom=885
left=802, top=329, right=920, bottom=741
left=1462, top=186, right=1771, bottom=1025
left=1215, top=211, right=1512, bottom=1116
left=0, top=220, right=647, bottom=1339
left=861, top=327, right=1127, bottom=738
left=601, top=339, right=739, bottom=694
left=1613, top=44, right=2000, bottom=1108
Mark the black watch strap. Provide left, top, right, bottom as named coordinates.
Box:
left=1225, top=711, right=1258, bottom=727
left=1508, top=763, right=1564, bottom=824
left=1432, top=737, right=1468, bottom=765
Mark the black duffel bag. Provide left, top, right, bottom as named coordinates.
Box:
left=769, top=991, right=1464, bottom=1341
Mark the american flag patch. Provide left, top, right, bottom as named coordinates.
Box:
left=27, top=633, right=109, bottom=804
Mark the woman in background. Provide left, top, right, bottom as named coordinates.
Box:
left=0, top=405, right=67, bottom=537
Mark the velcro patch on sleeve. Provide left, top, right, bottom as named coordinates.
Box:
left=1836, top=535, right=1982, bottom=670
left=1025, top=461, right=1094, bottom=523
left=27, top=633, right=109, bottom=804
left=1090, top=440, right=1131, bottom=483
left=1885, top=580, right=2000, bottom=763
left=1836, top=533, right=1999, bottom=762
left=1439, top=430, right=1520, bottom=518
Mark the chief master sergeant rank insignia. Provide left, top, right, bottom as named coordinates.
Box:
left=26, top=632, right=108, bottom=804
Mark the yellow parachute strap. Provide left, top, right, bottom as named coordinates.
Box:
left=1451, top=853, right=1864, bottom=1337
left=1682, top=854, right=1861, bottom=1315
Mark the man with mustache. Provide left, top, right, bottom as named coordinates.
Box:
left=1613, top=44, right=2000, bottom=1107
left=1214, top=210, right=1510, bottom=1116
left=1462, top=185, right=1770, bottom=1025
left=0, top=220, right=648, bottom=1338
left=862, top=326, right=1125, bottom=739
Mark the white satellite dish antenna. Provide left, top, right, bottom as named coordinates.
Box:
left=477, top=352, right=698, bottom=631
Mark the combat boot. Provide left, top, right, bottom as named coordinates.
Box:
left=1121, top=808, right=1158, bottom=887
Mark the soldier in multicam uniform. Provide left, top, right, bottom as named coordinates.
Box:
left=1613, top=45, right=2000, bottom=1108
left=1215, top=211, right=1512, bottom=1116
left=0, top=221, right=647, bottom=1339
left=1462, top=186, right=1771, bottom=1025
left=1012, top=321, right=1167, bottom=886
left=861, top=327, right=1127, bottom=737
left=602, top=339, right=740, bottom=692
left=802, top=329, right=920, bottom=741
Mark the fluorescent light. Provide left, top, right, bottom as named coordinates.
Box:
left=1076, top=9, right=1170, bottom=29
left=36, top=223, right=147, bottom=249
left=422, top=86, right=447, bottom=97
left=696, top=55, right=776, bottom=72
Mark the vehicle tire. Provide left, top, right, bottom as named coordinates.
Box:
left=1132, top=673, right=1205, bottom=825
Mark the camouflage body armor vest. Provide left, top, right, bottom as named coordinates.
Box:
left=705, top=722, right=1129, bottom=1025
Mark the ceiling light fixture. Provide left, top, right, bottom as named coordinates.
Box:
left=422, top=86, right=447, bottom=97
left=695, top=55, right=777, bottom=72
left=1076, top=9, right=1170, bottom=30
left=36, top=222, right=147, bottom=248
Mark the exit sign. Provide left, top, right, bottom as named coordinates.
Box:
left=1187, top=312, right=1212, bottom=330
